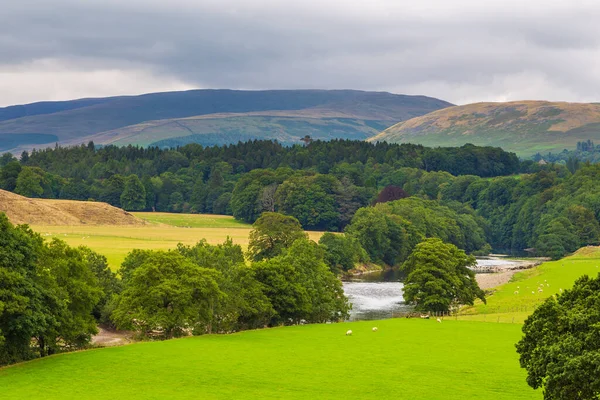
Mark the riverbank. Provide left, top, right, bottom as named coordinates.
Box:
left=475, top=258, right=541, bottom=289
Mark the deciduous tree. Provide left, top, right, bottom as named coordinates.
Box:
left=516, top=273, right=600, bottom=399
left=247, top=212, right=308, bottom=261
left=402, top=238, right=485, bottom=312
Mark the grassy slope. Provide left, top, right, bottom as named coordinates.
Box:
left=459, top=247, right=600, bottom=323
left=371, top=101, right=600, bottom=156
left=31, top=213, right=324, bottom=269
left=0, top=319, right=540, bottom=400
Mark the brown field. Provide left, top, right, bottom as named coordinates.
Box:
left=0, top=189, right=143, bottom=226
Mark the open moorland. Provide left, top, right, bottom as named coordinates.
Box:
left=370, top=100, right=600, bottom=155
left=0, top=318, right=540, bottom=400
left=30, top=212, right=324, bottom=269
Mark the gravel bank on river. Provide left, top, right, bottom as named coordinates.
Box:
left=475, top=259, right=541, bottom=290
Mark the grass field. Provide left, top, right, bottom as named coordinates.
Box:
left=0, top=318, right=540, bottom=400
left=458, top=247, right=600, bottom=323
left=30, top=213, right=324, bottom=270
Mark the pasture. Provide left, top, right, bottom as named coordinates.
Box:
left=30, top=213, right=324, bottom=270
left=459, top=247, right=600, bottom=323
left=0, top=318, right=540, bottom=400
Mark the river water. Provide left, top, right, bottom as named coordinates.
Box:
left=342, top=258, right=519, bottom=321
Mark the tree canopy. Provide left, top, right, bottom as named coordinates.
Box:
left=516, top=273, right=600, bottom=400
left=247, top=212, right=308, bottom=261
left=402, top=238, right=485, bottom=312
left=0, top=213, right=106, bottom=365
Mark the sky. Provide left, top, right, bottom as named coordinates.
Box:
left=1, top=0, right=600, bottom=106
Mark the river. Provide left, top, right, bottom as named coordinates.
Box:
left=342, top=258, right=520, bottom=321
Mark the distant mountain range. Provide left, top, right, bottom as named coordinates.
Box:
left=369, top=101, right=600, bottom=155
left=0, top=89, right=452, bottom=153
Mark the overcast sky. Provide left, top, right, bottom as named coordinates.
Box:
left=1, top=0, right=600, bottom=106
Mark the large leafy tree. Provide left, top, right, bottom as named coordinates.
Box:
left=112, top=251, right=223, bottom=338
left=345, top=207, right=416, bottom=266
left=274, top=174, right=340, bottom=230
left=253, top=239, right=350, bottom=325
left=36, top=240, right=103, bottom=356
left=516, top=273, right=600, bottom=400
left=318, top=232, right=369, bottom=273
left=177, top=239, right=274, bottom=331
left=14, top=167, right=44, bottom=198
left=0, top=214, right=103, bottom=365
left=402, top=238, right=485, bottom=312
left=120, top=174, right=146, bottom=211
left=0, top=214, right=47, bottom=364
left=247, top=212, right=308, bottom=261
left=0, top=161, right=21, bottom=191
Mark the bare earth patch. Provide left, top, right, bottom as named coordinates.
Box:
left=92, top=328, right=133, bottom=347
left=476, top=270, right=519, bottom=290
left=475, top=259, right=541, bottom=290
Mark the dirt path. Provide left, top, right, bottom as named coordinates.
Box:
left=92, top=328, right=133, bottom=347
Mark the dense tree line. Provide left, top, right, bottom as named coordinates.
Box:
left=3, top=140, right=600, bottom=258
left=0, top=213, right=349, bottom=366
left=0, top=213, right=118, bottom=366
left=0, top=140, right=519, bottom=216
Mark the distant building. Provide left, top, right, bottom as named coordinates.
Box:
left=538, top=159, right=547, bottom=165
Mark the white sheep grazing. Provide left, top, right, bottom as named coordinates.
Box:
left=436, top=318, right=442, bottom=323
left=346, top=330, right=353, bottom=336
left=372, top=327, right=378, bottom=332
left=514, top=290, right=519, bottom=295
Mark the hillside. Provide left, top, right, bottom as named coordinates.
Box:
left=0, top=89, right=452, bottom=152
left=0, top=190, right=144, bottom=226
left=370, top=101, right=600, bottom=155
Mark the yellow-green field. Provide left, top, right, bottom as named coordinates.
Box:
left=31, top=213, right=324, bottom=270
left=458, top=247, right=600, bottom=323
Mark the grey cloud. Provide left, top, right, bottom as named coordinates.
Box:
left=1, top=0, right=600, bottom=105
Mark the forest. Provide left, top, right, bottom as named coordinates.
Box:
left=1, top=139, right=598, bottom=260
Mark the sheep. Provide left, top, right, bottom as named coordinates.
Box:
left=532, top=291, right=535, bottom=294
left=436, top=318, right=442, bottom=323
left=538, top=288, right=543, bottom=293
left=372, top=327, right=378, bottom=332
left=514, top=290, right=519, bottom=295
left=346, top=330, right=353, bottom=336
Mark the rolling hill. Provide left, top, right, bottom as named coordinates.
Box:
left=0, top=90, right=452, bottom=153
left=0, top=189, right=144, bottom=226
left=369, top=101, right=600, bottom=155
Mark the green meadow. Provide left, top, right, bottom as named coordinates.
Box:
left=14, top=214, right=600, bottom=399
left=30, top=213, right=324, bottom=269
left=459, top=247, right=600, bottom=323
left=0, top=318, right=540, bottom=400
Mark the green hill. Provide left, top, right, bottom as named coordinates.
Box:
left=0, top=319, right=538, bottom=399
left=370, top=101, right=600, bottom=155
left=0, top=90, right=452, bottom=152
